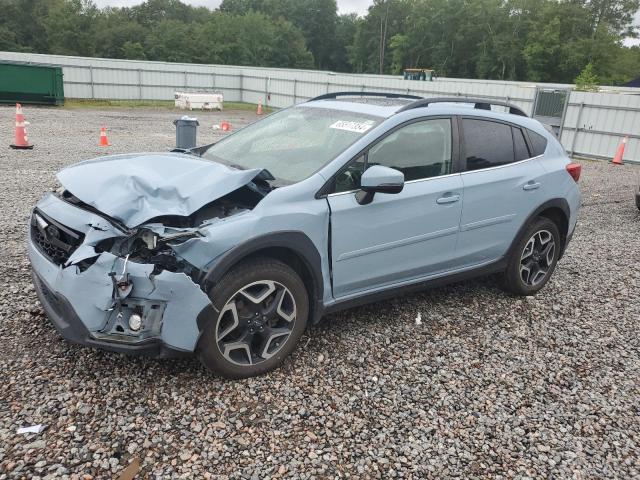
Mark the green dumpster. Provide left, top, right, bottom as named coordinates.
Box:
left=0, top=61, right=64, bottom=105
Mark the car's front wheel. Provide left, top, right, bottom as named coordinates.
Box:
left=501, top=217, right=561, bottom=296
left=197, top=258, right=308, bottom=379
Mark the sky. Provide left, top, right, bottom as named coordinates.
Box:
left=628, top=11, right=640, bottom=46
left=93, top=0, right=373, bottom=15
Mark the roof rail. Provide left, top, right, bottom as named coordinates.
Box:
left=398, top=97, right=528, bottom=117
left=309, top=91, right=424, bottom=102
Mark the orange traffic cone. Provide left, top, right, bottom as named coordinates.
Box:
left=611, top=136, right=627, bottom=165
left=10, top=103, right=33, bottom=149
left=257, top=101, right=263, bottom=115
left=98, top=127, right=111, bottom=146
left=221, top=121, right=231, bottom=132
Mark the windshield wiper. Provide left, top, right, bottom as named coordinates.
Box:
left=226, top=162, right=247, bottom=171
left=256, top=169, right=276, bottom=182
left=170, top=143, right=215, bottom=156
left=171, top=146, right=281, bottom=186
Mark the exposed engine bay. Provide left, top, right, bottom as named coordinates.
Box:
left=55, top=172, right=270, bottom=277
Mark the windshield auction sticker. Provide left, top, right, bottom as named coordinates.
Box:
left=329, top=120, right=375, bottom=133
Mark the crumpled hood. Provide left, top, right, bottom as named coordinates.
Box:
left=57, top=153, right=262, bottom=228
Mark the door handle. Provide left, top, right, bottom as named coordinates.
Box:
left=523, top=182, right=541, bottom=191
left=436, top=193, right=461, bottom=205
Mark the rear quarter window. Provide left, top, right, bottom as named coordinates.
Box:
left=513, top=127, right=530, bottom=161
left=527, top=130, right=548, bottom=157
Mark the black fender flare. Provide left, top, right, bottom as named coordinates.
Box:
left=200, top=231, right=325, bottom=324
left=506, top=198, right=571, bottom=261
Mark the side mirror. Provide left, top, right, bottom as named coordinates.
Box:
left=356, top=165, right=404, bottom=205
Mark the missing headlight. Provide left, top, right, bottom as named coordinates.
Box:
left=95, top=229, right=198, bottom=275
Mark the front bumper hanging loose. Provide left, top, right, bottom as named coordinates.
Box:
left=27, top=194, right=215, bottom=357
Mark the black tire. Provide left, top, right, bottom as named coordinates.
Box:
left=501, top=217, right=561, bottom=296
left=197, top=258, right=308, bottom=379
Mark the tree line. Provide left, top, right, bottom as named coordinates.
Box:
left=0, top=0, right=638, bottom=85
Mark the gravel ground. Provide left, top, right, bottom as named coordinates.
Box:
left=0, top=105, right=639, bottom=479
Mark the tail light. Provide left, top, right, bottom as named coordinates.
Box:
left=566, top=163, right=581, bottom=182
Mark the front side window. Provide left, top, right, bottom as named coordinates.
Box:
left=462, top=119, right=515, bottom=171
left=333, top=154, right=366, bottom=193
left=202, top=106, right=382, bottom=185
left=332, top=118, right=452, bottom=193
left=368, top=119, right=452, bottom=180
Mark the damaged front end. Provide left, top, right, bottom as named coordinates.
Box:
left=28, top=153, right=272, bottom=356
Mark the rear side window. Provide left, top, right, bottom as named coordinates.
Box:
left=513, top=127, right=530, bottom=161
left=462, top=119, right=514, bottom=171
left=527, top=130, right=548, bottom=157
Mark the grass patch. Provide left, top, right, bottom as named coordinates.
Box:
left=63, top=98, right=275, bottom=112
left=225, top=102, right=276, bottom=113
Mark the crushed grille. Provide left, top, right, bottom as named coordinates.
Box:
left=30, top=210, right=84, bottom=266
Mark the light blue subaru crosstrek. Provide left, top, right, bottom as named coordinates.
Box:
left=28, top=93, right=581, bottom=378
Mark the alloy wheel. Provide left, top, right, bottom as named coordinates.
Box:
left=215, top=280, right=297, bottom=366
left=519, top=229, right=556, bottom=286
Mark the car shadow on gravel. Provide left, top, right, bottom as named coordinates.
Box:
left=315, top=274, right=506, bottom=334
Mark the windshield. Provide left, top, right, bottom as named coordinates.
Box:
left=202, top=106, right=382, bottom=184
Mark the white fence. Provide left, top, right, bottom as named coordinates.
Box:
left=1, top=51, right=639, bottom=163
left=561, top=91, right=640, bottom=163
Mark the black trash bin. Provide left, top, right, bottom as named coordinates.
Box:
left=173, top=116, right=200, bottom=150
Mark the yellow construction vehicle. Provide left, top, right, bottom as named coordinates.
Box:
left=403, top=68, right=435, bottom=81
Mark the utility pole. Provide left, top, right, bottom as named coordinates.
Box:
left=379, top=1, right=390, bottom=75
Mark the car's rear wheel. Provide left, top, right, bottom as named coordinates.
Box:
left=501, top=217, right=561, bottom=296
left=197, top=258, right=308, bottom=379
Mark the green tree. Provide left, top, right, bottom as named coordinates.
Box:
left=188, top=11, right=313, bottom=68
left=585, top=0, right=640, bottom=37
left=331, top=13, right=358, bottom=72
left=389, top=33, right=409, bottom=74
left=41, top=0, right=98, bottom=56
left=131, top=0, right=205, bottom=26
left=222, top=0, right=340, bottom=69
left=0, top=26, right=19, bottom=51
left=350, top=0, right=412, bottom=73
left=219, top=0, right=264, bottom=14
left=0, top=0, right=51, bottom=53
left=144, top=19, right=199, bottom=62
left=574, top=62, right=600, bottom=90
left=0, top=0, right=638, bottom=84
left=604, top=45, right=640, bottom=84
left=92, top=8, right=147, bottom=59
left=121, top=41, right=147, bottom=60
